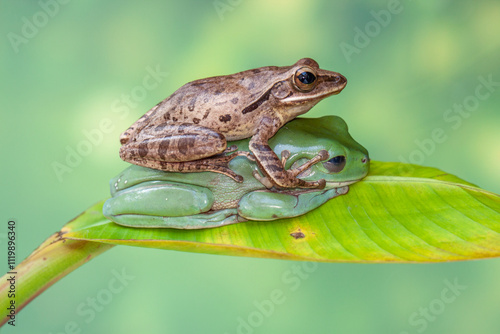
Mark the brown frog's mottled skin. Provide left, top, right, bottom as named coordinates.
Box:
left=119, top=58, right=347, bottom=188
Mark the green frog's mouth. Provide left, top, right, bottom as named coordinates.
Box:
left=271, top=184, right=350, bottom=197
left=324, top=178, right=362, bottom=189
left=271, top=178, right=363, bottom=196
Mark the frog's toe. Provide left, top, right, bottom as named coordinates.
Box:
left=318, top=149, right=329, bottom=160
left=336, top=185, right=349, bottom=195
left=315, top=178, right=326, bottom=189
left=218, top=166, right=244, bottom=182
left=233, top=174, right=244, bottom=183
left=237, top=151, right=256, bottom=161
left=224, top=145, right=239, bottom=154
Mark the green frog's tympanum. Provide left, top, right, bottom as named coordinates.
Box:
left=104, top=116, right=369, bottom=229
left=119, top=58, right=347, bottom=189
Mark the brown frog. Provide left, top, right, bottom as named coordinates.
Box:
left=119, top=58, right=347, bottom=188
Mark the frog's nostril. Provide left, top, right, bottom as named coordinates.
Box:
left=361, top=156, right=368, bottom=164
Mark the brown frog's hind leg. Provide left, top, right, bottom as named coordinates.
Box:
left=119, top=121, right=254, bottom=182
left=120, top=122, right=228, bottom=163
left=249, top=117, right=328, bottom=189
left=127, top=151, right=252, bottom=182
left=120, top=102, right=162, bottom=145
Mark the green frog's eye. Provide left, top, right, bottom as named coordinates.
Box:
left=323, top=155, right=346, bottom=173
left=293, top=66, right=318, bottom=92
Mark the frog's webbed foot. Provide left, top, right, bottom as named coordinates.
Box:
left=219, top=146, right=256, bottom=162
left=288, top=149, right=329, bottom=189
left=128, top=152, right=248, bottom=183
left=210, top=166, right=244, bottom=183
left=190, top=150, right=255, bottom=183
left=286, top=149, right=329, bottom=178
left=253, top=150, right=329, bottom=189
left=192, top=153, right=245, bottom=182
left=249, top=116, right=329, bottom=189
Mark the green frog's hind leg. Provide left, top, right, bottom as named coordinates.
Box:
left=109, top=208, right=244, bottom=229
left=103, top=180, right=245, bottom=228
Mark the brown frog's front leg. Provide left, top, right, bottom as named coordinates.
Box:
left=120, top=122, right=250, bottom=182
left=252, top=150, right=328, bottom=189
left=249, top=117, right=328, bottom=189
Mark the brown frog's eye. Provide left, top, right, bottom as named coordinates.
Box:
left=293, top=66, right=318, bottom=92
left=323, top=155, right=346, bottom=173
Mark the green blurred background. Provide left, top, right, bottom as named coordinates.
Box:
left=1, top=0, right=500, bottom=333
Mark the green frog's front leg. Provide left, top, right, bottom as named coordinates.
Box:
left=238, top=186, right=349, bottom=221
left=249, top=116, right=328, bottom=189
left=119, top=122, right=249, bottom=182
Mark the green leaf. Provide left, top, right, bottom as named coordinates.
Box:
left=62, top=161, right=500, bottom=263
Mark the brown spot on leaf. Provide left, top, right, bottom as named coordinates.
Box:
left=290, top=229, right=305, bottom=239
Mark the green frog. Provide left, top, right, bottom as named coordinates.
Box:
left=104, top=116, right=369, bottom=229
left=119, top=58, right=347, bottom=189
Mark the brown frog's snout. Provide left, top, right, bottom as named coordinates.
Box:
left=317, top=69, right=347, bottom=95
left=334, top=72, right=347, bottom=86
left=334, top=72, right=347, bottom=92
